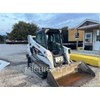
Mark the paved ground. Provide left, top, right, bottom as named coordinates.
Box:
left=0, top=44, right=48, bottom=87
left=0, top=44, right=100, bottom=87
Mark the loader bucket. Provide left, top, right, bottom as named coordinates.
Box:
left=47, top=61, right=95, bottom=87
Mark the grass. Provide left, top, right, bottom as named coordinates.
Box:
left=0, top=41, right=4, bottom=44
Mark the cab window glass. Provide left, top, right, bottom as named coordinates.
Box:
left=36, top=32, right=46, bottom=47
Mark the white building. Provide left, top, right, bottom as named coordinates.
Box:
left=76, top=19, right=100, bottom=51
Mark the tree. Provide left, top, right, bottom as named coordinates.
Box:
left=8, top=21, right=38, bottom=41
left=0, top=35, right=4, bottom=43
left=61, top=26, right=68, bottom=30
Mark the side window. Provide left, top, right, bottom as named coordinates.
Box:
left=36, top=32, right=46, bottom=47
left=36, top=33, right=42, bottom=44
left=41, top=33, right=45, bottom=46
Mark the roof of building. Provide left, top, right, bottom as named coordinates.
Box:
left=78, top=24, right=100, bottom=30
left=76, top=19, right=100, bottom=28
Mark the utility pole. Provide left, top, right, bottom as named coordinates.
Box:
left=75, top=29, right=79, bottom=50
left=76, top=38, right=78, bottom=50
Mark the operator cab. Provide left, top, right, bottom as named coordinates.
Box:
left=35, top=28, right=67, bottom=66
left=35, top=28, right=63, bottom=55
left=46, top=29, right=63, bottom=55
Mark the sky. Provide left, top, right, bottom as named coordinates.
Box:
left=0, top=13, right=100, bottom=35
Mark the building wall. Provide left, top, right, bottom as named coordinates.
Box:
left=68, top=29, right=84, bottom=42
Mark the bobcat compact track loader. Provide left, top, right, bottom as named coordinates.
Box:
left=26, top=28, right=95, bottom=87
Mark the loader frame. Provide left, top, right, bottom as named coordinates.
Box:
left=26, top=28, right=95, bottom=86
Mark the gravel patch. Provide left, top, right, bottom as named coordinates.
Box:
left=82, top=66, right=100, bottom=87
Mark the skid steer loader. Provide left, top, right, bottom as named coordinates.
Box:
left=26, top=28, right=95, bottom=87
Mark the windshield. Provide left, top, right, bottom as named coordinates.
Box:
left=46, top=31, right=63, bottom=55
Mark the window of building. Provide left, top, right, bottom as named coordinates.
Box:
left=85, top=33, right=92, bottom=43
